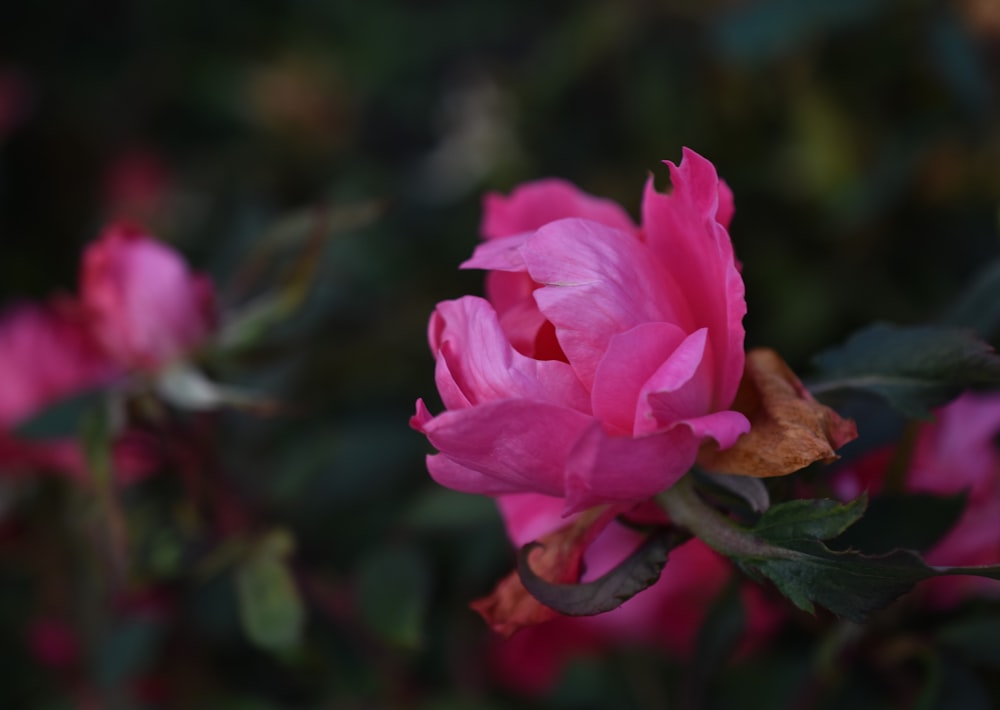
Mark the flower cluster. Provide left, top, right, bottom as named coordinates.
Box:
left=0, top=223, right=215, bottom=479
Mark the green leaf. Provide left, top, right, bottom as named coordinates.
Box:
left=235, top=531, right=305, bottom=653
left=13, top=388, right=106, bottom=440
left=830, top=493, right=967, bottom=555
left=659, top=474, right=1000, bottom=624
left=744, top=541, right=934, bottom=620
left=516, top=528, right=685, bottom=616
left=401, top=488, right=500, bottom=531
left=356, top=544, right=431, bottom=649
left=810, top=323, right=1000, bottom=418
left=940, top=258, right=1000, bottom=341
left=752, top=496, right=867, bottom=544
left=96, top=618, right=163, bottom=688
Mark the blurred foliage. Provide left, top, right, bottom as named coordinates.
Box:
left=3, top=0, right=1000, bottom=707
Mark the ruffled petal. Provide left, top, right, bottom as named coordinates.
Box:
left=591, top=322, right=688, bottom=435
left=641, top=149, right=745, bottom=409
left=461, top=233, right=530, bottom=273
left=496, top=493, right=571, bottom=548
left=564, top=422, right=701, bottom=513
left=422, top=399, right=593, bottom=497
left=636, top=328, right=713, bottom=434
left=427, top=453, right=529, bottom=496
left=677, top=410, right=750, bottom=451
left=431, top=297, right=587, bottom=411
left=523, top=218, right=688, bottom=389
left=481, top=178, right=636, bottom=240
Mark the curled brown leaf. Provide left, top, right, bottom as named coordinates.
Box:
left=699, top=348, right=858, bottom=478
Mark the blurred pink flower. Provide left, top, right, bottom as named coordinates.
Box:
left=0, top=300, right=158, bottom=482
left=0, top=301, right=114, bottom=429
left=412, top=148, right=748, bottom=513
left=26, top=617, right=80, bottom=669
left=836, top=392, right=1000, bottom=606
left=0, top=301, right=117, bottom=477
left=0, top=68, right=32, bottom=142
left=81, top=223, right=217, bottom=371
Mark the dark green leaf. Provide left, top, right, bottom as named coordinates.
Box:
left=830, top=493, right=967, bottom=555
left=810, top=324, right=1000, bottom=418
left=357, top=544, right=431, bottom=649
left=744, top=541, right=934, bottom=620
left=96, top=618, right=163, bottom=688
left=401, top=488, right=500, bottom=531
left=940, top=258, right=1000, bottom=341
left=14, top=388, right=106, bottom=440
left=517, top=528, right=685, bottom=617
left=752, top=496, right=867, bottom=544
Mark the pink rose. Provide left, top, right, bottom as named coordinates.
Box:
left=412, top=149, right=748, bottom=513
left=81, top=223, right=217, bottom=371
left=487, top=492, right=781, bottom=694
left=836, top=392, right=1000, bottom=606
left=0, top=301, right=114, bottom=429
left=0, top=301, right=115, bottom=476
left=0, top=300, right=155, bottom=481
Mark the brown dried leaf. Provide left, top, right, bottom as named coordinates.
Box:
left=470, top=506, right=613, bottom=637
left=699, top=348, right=857, bottom=478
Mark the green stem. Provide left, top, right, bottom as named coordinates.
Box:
left=931, top=563, right=1000, bottom=579
left=656, top=475, right=789, bottom=561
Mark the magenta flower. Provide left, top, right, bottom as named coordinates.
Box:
left=0, top=301, right=117, bottom=476
left=81, top=223, right=216, bottom=371
left=412, top=149, right=749, bottom=513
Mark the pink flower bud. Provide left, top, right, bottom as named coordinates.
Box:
left=81, top=223, right=216, bottom=371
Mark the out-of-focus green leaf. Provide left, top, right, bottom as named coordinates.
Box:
left=401, top=488, right=500, bottom=531
left=155, top=363, right=276, bottom=413
left=938, top=615, right=1000, bottom=666
left=96, top=618, right=163, bottom=689
left=830, top=493, right=967, bottom=555
left=940, top=258, right=1000, bottom=341
left=517, top=528, right=684, bottom=617
left=712, top=0, right=891, bottom=65
left=810, top=324, right=1000, bottom=418
left=13, top=388, right=106, bottom=440
left=235, top=530, right=305, bottom=653
left=356, top=544, right=431, bottom=649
